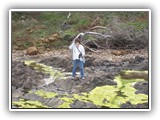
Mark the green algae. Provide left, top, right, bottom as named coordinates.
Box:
left=58, top=97, right=74, bottom=108
left=34, top=89, right=58, bottom=98
left=18, top=62, right=149, bottom=109
left=24, top=60, right=64, bottom=79
left=12, top=99, right=49, bottom=108
left=58, top=70, right=148, bottom=108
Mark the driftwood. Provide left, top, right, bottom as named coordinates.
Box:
left=72, top=31, right=111, bottom=52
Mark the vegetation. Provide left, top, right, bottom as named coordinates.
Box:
left=12, top=11, right=149, bottom=50
left=12, top=99, right=49, bottom=108
left=24, top=60, right=65, bottom=79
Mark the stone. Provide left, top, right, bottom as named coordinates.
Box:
left=84, top=56, right=95, bottom=67
left=133, top=81, right=148, bottom=95
left=26, top=46, right=38, bottom=55
left=12, top=61, right=49, bottom=90
left=135, top=56, right=145, bottom=63
left=45, top=97, right=64, bottom=108
left=70, top=100, right=98, bottom=108
left=12, top=88, right=24, bottom=98
left=120, top=71, right=148, bottom=81
left=120, top=101, right=148, bottom=108
left=22, top=93, right=46, bottom=103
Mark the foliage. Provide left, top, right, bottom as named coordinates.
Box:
left=12, top=11, right=149, bottom=50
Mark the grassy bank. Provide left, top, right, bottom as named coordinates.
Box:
left=12, top=11, right=149, bottom=50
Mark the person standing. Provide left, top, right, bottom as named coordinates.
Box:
left=69, top=38, right=85, bottom=80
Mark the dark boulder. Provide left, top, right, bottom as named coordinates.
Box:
left=12, top=61, right=49, bottom=90
left=133, top=81, right=148, bottom=95
left=40, top=57, right=71, bottom=69
left=70, top=99, right=98, bottom=108
left=120, top=101, right=148, bottom=108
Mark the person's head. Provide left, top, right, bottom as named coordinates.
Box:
left=75, top=39, right=81, bottom=47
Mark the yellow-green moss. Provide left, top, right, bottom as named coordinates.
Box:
left=24, top=60, right=64, bottom=79
left=58, top=97, right=74, bottom=108
left=34, top=89, right=57, bottom=98
left=71, top=71, right=148, bottom=108
left=17, top=66, right=148, bottom=108
left=12, top=99, right=49, bottom=108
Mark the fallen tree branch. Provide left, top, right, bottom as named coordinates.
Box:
left=81, top=43, right=100, bottom=53
left=90, top=17, right=100, bottom=28
left=67, top=12, right=71, bottom=19
left=90, top=26, right=107, bottom=30
left=72, top=31, right=111, bottom=52
left=73, top=32, right=111, bottom=42
left=92, top=40, right=101, bottom=48
left=85, top=32, right=111, bottom=39
left=62, top=12, right=72, bottom=26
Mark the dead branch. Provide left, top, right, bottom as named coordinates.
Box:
left=72, top=32, right=111, bottom=43
left=81, top=43, right=100, bottom=53
left=92, top=40, right=101, bottom=48
left=62, top=12, right=72, bottom=26
left=72, top=31, right=111, bottom=52
left=90, top=17, right=100, bottom=28
left=67, top=12, right=71, bottom=19
left=72, top=33, right=85, bottom=42
left=90, top=26, right=107, bottom=30
left=85, top=32, right=111, bottom=39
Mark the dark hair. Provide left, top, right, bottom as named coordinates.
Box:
left=75, top=39, right=81, bottom=44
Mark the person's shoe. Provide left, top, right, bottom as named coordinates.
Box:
left=71, top=76, right=75, bottom=80
left=81, top=77, right=85, bottom=80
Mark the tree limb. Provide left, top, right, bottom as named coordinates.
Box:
left=90, top=17, right=100, bottom=28
left=90, top=26, right=107, bottom=30
left=84, top=32, right=111, bottom=39
left=67, top=12, right=71, bottom=19
left=81, top=43, right=100, bottom=53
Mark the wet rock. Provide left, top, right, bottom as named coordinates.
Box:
left=12, top=61, right=50, bottom=90
left=91, top=76, right=117, bottom=88
left=12, top=86, right=16, bottom=93
left=22, top=93, right=46, bottom=103
left=84, top=56, right=95, bottom=67
left=12, top=88, right=24, bottom=99
left=45, top=97, right=64, bottom=108
left=12, top=105, right=18, bottom=108
left=26, top=46, right=38, bottom=55
left=139, top=60, right=148, bottom=70
left=135, top=56, right=145, bottom=63
left=120, top=101, right=148, bottom=108
left=124, top=57, right=148, bottom=71
left=120, top=71, right=148, bottom=80
left=133, top=81, right=148, bottom=95
left=40, top=57, right=71, bottom=69
left=70, top=100, right=98, bottom=108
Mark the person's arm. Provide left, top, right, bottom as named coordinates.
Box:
left=81, top=46, right=85, bottom=56
left=69, top=40, right=75, bottom=49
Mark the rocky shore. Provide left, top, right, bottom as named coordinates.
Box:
left=11, top=49, right=149, bottom=109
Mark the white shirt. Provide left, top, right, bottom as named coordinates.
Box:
left=69, top=43, right=85, bottom=60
